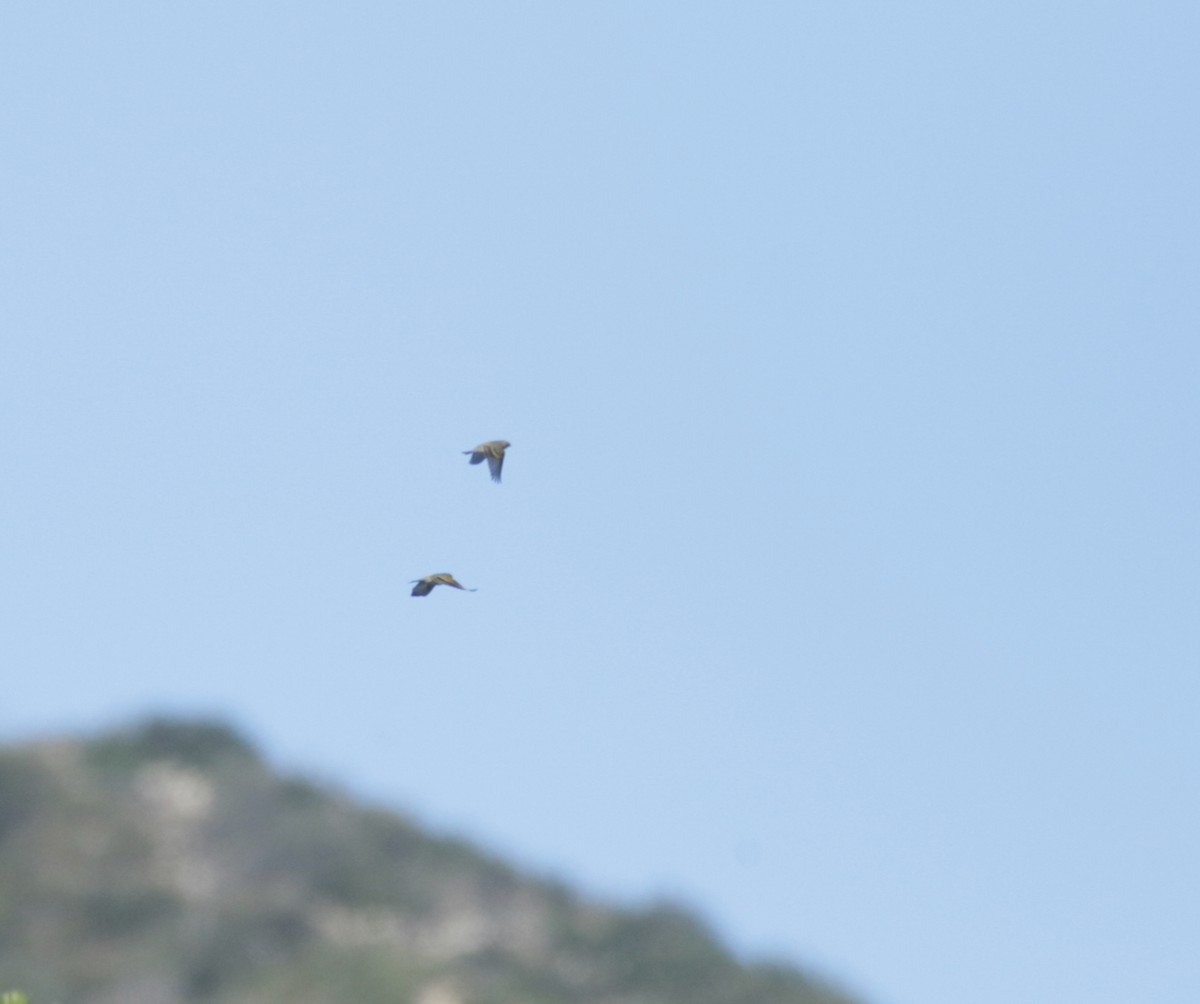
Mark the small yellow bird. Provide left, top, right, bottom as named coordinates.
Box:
left=463, top=440, right=511, bottom=483
left=410, top=573, right=477, bottom=597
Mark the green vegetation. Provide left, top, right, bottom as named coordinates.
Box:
left=0, top=719, right=860, bottom=1004
left=85, top=718, right=258, bottom=772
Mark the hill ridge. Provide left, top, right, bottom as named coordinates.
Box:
left=0, top=717, right=860, bottom=1004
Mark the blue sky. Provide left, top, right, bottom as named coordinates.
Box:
left=2, top=4, right=1198, bottom=1003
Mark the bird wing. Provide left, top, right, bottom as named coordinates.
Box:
left=486, top=451, right=504, bottom=482
left=411, top=580, right=434, bottom=597
left=465, top=451, right=486, bottom=465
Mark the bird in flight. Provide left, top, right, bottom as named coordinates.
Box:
left=463, top=440, right=511, bottom=483
left=410, top=573, right=478, bottom=597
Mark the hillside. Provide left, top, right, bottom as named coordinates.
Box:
left=0, top=719, right=860, bottom=1004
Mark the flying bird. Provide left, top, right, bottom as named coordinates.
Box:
left=463, top=440, right=510, bottom=483
left=410, top=573, right=477, bottom=597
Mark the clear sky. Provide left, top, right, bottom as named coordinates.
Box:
left=2, top=4, right=1197, bottom=1003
